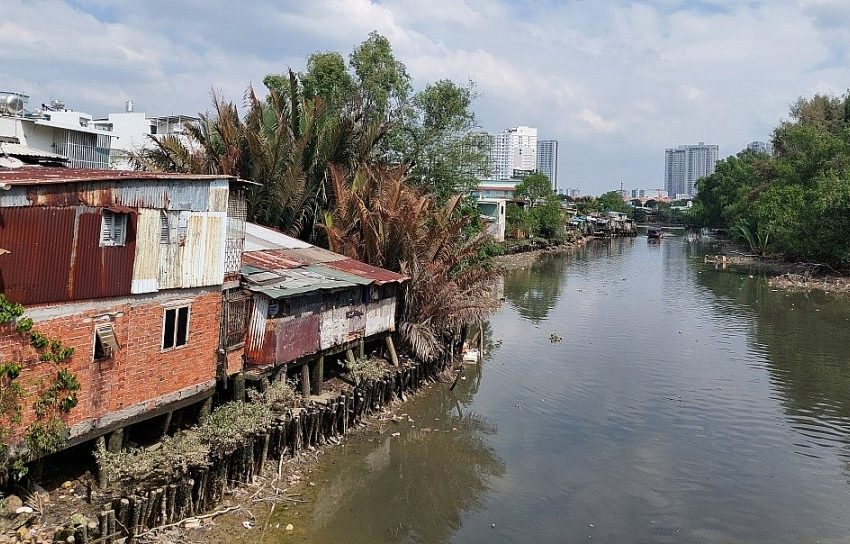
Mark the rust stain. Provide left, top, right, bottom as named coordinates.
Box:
left=323, top=258, right=407, bottom=284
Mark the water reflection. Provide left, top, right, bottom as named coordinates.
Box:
left=292, top=364, right=505, bottom=544
left=502, top=253, right=569, bottom=323
left=693, top=258, right=850, bottom=462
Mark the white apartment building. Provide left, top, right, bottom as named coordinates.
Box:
left=536, top=139, right=559, bottom=191
left=488, top=125, right=538, bottom=180
left=94, top=101, right=199, bottom=169
left=0, top=92, right=114, bottom=169
left=664, top=142, right=718, bottom=198
left=746, top=140, right=773, bottom=155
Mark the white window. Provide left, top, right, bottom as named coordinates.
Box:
left=162, top=305, right=190, bottom=350
left=100, top=211, right=128, bottom=246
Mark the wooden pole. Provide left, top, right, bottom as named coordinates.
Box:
left=385, top=335, right=399, bottom=366
left=310, top=356, right=324, bottom=395
left=300, top=363, right=310, bottom=396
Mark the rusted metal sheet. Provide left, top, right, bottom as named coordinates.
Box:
left=242, top=250, right=303, bottom=271
left=131, top=209, right=161, bottom=293
left=320, top=291, right=366, bottom=350
left=70, top=209, right=136, bottom=300
left=0, top=206, right=75, bottom=305
left=283, top=247, right=347, bottom=265
left=365, top=297, right=397, bottom=336
left=245, top=294, right=269, bottom=363
left=323, top=258, right=407, bottom=285
left=0, top=167, right=232, bottom=186
left=274, top=313, right=321, bottom=363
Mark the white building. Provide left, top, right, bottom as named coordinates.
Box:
left=0, top=92, right=114, bottom=169
left=94, top=101, right=199, bottom=169
left=536, top=139, right=559, bottom=191
left=488, top=126, right=538, bottom=180
left=746, top=140, right=773, bottom=155
left=664, top=142, right=718, bottom=198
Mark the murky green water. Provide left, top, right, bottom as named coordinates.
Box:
left=264, top=236, right=850, bottom=543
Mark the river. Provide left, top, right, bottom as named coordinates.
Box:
left=260, top=235, right=850, bottom=543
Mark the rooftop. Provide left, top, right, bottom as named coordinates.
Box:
left=0, top=167, right=235, bottom=187
left=242, top=223, right=407, bottom=299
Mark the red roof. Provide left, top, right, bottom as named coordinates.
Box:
left=323, top=258, right=407, bottom=285
left=0, top=167, right=234, bottom=186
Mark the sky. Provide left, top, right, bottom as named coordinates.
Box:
left=1, top=0, right=848, bottom=194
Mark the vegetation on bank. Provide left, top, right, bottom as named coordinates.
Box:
left=131, top=31, right=500, bottom=361
left=689, top=92, right=850, bottom=267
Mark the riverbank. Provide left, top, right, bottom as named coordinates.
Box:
left=0, top=356, right=451, bottom=544
left=704, top=240, right=850, bottom=294
left=493, top=236, right=592, bottom=271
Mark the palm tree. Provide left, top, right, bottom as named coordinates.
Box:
left=131, top=72, right=385, bottom=241
left=323, top=165, right=501, bottom=361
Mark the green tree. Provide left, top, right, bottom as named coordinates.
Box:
left=299, top=51, right=355, bottom=108
left=349, top=30, right=412, bottom=122
left=596, top=191, right=629, bottom=213
left=514, top=173, right=553, bottom=206
left=530, top=195, right=565, bottom=239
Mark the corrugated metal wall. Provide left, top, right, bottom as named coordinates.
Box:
left=0, top=179, right=242, bottom=304
left=0, top=206, right=136, bottom=305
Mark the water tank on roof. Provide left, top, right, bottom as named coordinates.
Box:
left=0, top=93, right=25, bottom=115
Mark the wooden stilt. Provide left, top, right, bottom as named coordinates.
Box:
left=385, top=335, right=399, bottom=366
left=310, top=356, right=324, bottom=395
left=300, top=363, right=310, bottom=396
left=95, top=436, right=108, bottom=488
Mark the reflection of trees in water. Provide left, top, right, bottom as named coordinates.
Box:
left=503, top=253, right=570, bottom=323
left=302, top=370, right=505, bottom=544
left=694, top=267, right=850, bottom=454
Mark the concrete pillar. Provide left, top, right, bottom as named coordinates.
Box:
left=233, top=374, right=246, bottom=403
left=107, top=428, right=124, bottom=453
left=198, top=396, right=213, bottom=420
left=96, top=436, right=108, bottom=488
left=358, top=336, right=365, bottom=359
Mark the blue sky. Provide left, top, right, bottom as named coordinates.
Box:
left=2, top=0, right=848, bottom=194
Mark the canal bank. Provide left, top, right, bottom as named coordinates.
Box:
left=203, top=235, right=850, bottom=544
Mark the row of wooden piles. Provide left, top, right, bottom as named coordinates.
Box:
left=53, top=359, right=444, bottom=543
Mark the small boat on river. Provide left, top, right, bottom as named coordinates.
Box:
left=647, top=227, right=663, bottom=239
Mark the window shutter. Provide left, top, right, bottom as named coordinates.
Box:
left=95, top=323, right=119, bottom=355
left=100, top=212, right=114, bottom=244
left=160, top=211, right=171, bottom=244
left=112, top=214, right=126, bottom=245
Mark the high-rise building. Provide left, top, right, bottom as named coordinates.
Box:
left=536, top=139, right=559, bottom=191
left=746, top=140, right=773, bottom=155
left=664, top=142, right=718, bottom=198
left=487, top=126, right=538, bottom=180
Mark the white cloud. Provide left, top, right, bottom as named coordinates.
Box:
left=0, top=0, right=847, bottom=193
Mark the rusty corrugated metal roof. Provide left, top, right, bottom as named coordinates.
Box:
left=241, top=222, right=406, bottom=298
left=0, top=167, right=234, bottom=186
left=242, top=249, right=303, bottom=271
left=323, top=258, right=407, bottom=285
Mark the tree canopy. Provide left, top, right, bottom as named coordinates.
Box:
left=690, top=91, right=850, bottom=266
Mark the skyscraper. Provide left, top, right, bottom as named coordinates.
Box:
left=536, top=139, right=559, bottom=191
left=487, top=126, right=538, bottom=180
left=664, top=142, right=718, bottom=198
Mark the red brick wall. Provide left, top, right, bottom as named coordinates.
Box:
left=0, top=290, right=222, bottom=443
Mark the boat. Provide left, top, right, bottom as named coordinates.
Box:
left=647, top=227, right=662, bottom=239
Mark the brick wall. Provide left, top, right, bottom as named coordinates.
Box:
left=1, top=289, right=222, bottom=444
